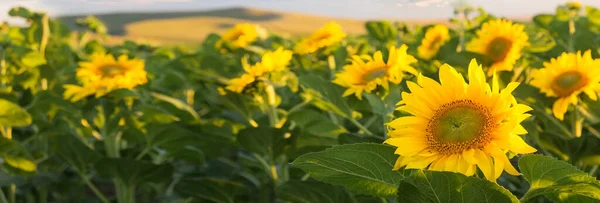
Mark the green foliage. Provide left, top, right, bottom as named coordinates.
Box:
left=519, top=154, right=600, bottom=202
left=292, top=143, right=405, bottom=197
left=397, top=170, right=519, bottom=203
left=0, top=99, right=31, bottom=127
left=1, top=3, right=600, bottom=203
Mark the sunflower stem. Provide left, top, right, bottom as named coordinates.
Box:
left=350, top=119, right=374, bottom=135
left=571, top=104, right=583, bottom=138
left=567, top=9, right=577, bottom=52
left=77, top=171, right=109, bottom=203
left=589, top=165, right=599, bottom=176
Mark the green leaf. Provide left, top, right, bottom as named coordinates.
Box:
left=299, top=75, right=352, bottom=118
left=524, top=24, right=556, bottom=53
left=364, top=94, right=386, bottom=116
left=150, top=92, right=200, bottom=121
left=288, top=109, right=347, bottom=138
left=21, top=52, right=46, bottom=68
left=365, top=21, right=397, bottom=44
left=277, top=180, right=357, bottom=203
left=519, top=154, right=600, bottom=202
left=8, top=7, right=33, bottom=19
left=292, top=143, right=405, bottom=197
left=175, top=178, right=246, bottom=203
left=237, top=127, right=289, bottom=156
left=397, top=170, right=519, bottom=203
left=95, top=158, right=173, bottom=186
left=0, top=137, right=35, bottom=174
left=0, top=99, right=32, bottom=127
left=50, top=133, right=100, bottom=173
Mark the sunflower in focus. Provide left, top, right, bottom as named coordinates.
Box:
left=64, top=53, right=147, bottom=102
left=217, top=23, right=263, bottom=49
left=385, top=59, right=536, bottom=181
left=225, top=48, right=294, bottom=93
left=333, top=45, right=417, bottom=99
left=468, top=19, right=529, bottom=76
left=530, top=50, right=600, bottom=120
left=418, top=25, right=450, bottom=60
left=294, top=22, right=346, bottom=54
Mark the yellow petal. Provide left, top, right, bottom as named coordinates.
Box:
left=474, top=150, right=495, bottom=181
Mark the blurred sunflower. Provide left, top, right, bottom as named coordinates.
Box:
left=294, top=22, right=346, bottom=54
left=64, top=53, right=147, bottom=102
left=468, top=19, right=529, bottom=76
left=225, top=48, right=294, bottom=93
left=217, top=23, right=264, bottom=49
left=418, top=25, right=450, bottom=60
left=386, top=59, right=536, bottom=182
left=333, top=45, right=418, bottom=99
left=530, top=50, right=600, bottom=120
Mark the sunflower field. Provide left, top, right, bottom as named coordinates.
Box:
left=2, top=2, right=600, bottom=203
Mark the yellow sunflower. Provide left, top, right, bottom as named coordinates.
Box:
left=217, top=23, right=262, bottom=49
left=385, top=59, right=536, bottom=181
left=530, top=50, right=600, bottom=120
left=64, top=53, right=147, bottom=102
left=468, top=19, right=529, bottom=76
left=225, top=48, right=293, bottom=93
left=294, top=22, right=346, bottom=54
left=333, top=45, right=418, bottom=99
left=418, top=25, right=450, bottom=60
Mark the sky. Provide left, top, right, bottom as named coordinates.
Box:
left=1, top=0, right=599, bottom=24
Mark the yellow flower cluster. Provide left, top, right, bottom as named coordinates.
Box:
left=294, top=22, right=347, bottom=54
left=225, top=48, right=294, bottom=93
left=64, top=53, right=147, bottom=102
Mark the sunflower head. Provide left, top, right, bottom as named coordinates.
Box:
left=294, top=22, right=346, bottom=54
left=333, top=45, right=418, bottom=99
left=385, top=59, right=536, bottom=181
left=418, top=25, right=451, bottom=60
left=225, top=48, right=294, bottom=93
left=63, top=52, right=147, bottom=102
left=530, top=50, right=600, bottom=120
left=217, top=23, right=263, bottom=49
left=467, top=19, right=529, bottom=76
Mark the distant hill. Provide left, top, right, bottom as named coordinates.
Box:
left=56, top=7, right=450, bottom=45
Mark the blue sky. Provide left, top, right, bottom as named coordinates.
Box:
left=1, top=0, right=598, bottom=24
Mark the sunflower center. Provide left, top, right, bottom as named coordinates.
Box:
left=486, top=37, right=513, bottom=61
left=427, top=100, right=494, bottom=155
left=428, top=35, right=444, bottom=49
left=551, top=71, right=589, bottom=97
left=314, top=33, right=332, bottom=41
left=100, top=65, right=125, bottom=78
left=362, top=67, right=388, bottom=83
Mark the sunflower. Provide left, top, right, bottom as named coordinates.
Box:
left=294, top=22, right=346, bottom=54
left=385, top=59, right=536, bottom=181
left=217, top=23, right=261, bottom=49
left=64, top=53, right=147, bottom=102
left=418, top=25, right=450, bottom=60
left=333, top=45, right=418, bottom=99
left=225, top=48, right=293, bottom=93
left=530, top=50, right=600, bottom=120
left=468, top=19, right=529, bottom=76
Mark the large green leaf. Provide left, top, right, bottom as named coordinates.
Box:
left=95, top=158, right=173, bottom=186
left=397, top=170, right=519, bottom=203
left=288, top=109, right=347, bottom=144
left=50, top=133, right=100, bottom=174
left=175, top=178, right=246, bottom=203
left=277, top=180, right=356, bottom=203
left=519, top=154, right=600, bottom=202
left=0, top=137, right=35, bottom=174
left=0, top=99, right=32, bottom=127
left=291, top=143, right=405, bottom=197
left=299, top=75, right=352, bottom=118
left=237, top=127, right=290, bottom=157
